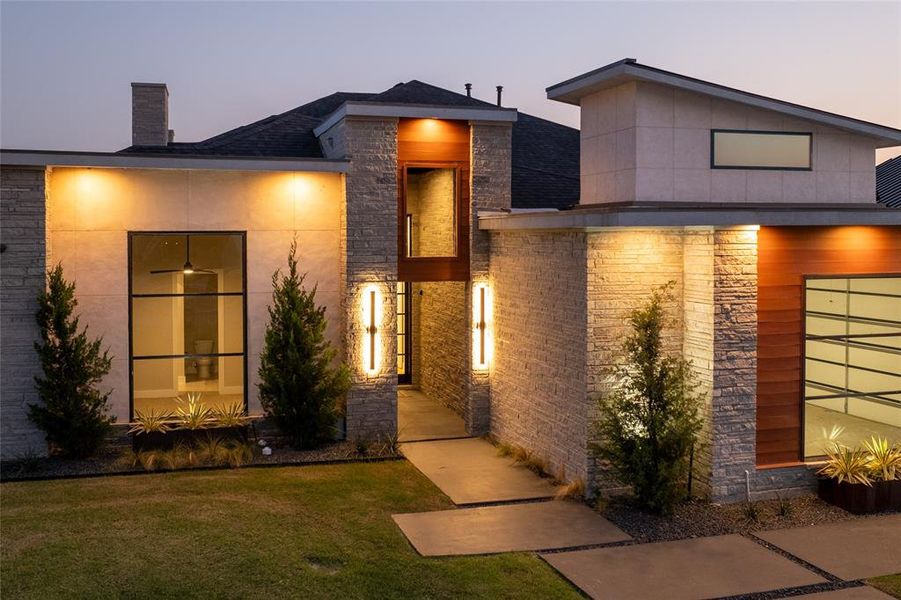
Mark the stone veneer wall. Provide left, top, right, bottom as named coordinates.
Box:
left=407, top=169, right=455, bottom=257
left=339, top=117, right=399, bottom=439
left=416, top=281, right=468, bottom=416
left=709, top=227, right=759, bottom=501
left=489, top=230, right=589, bottom=483
left=1, top=166, right=49, bottom=458
left=469, top=122, right=512, bottom=434
left=585, top=229, right=686, bottom=492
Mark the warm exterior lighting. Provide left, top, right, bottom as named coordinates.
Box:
left=472, top=282, right=492, bottom=370
left=361, top=285, right=382, bottom=375
left=405, top=213, right=413, bottom=257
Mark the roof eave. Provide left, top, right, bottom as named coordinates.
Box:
left=313, top=102, right=518, bottom=137
left=0, top=149, right=350, bottom=173
left=547, top=61, right=901, bottom=147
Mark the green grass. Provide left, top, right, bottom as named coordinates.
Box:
left=868, top=574, right=901, bottom=599
left=1, top=461, right=580, bottom=599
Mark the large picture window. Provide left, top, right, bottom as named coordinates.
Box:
left=803, top=275, right=901, bottom=459
left=129, top=232, right=247, bottom=418
left=711, top=130, right=812, bottom=170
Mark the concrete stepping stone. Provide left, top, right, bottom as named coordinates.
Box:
left=397, top=389, right=468, bottom=442
left=541, top=534, right=825, bottom=600
left=756, top=514, right=901, bottom=580
left=795, top=587, right=895, bottom=599
left=400, top=438, right=556, bottom=505
left=393, top=500, right=630, bottom=556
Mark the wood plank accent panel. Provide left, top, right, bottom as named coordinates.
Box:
left=756, top=225, right=901, bottom=466
left=397, top=118, right=471, bottom=282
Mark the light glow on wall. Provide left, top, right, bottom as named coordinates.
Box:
left=361, top=284, right=383, bottom=376
left=472, top=282, right=493, bottom=370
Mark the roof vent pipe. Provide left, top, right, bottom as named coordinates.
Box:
left=496, top=85, right=503, bottom=107
left=465, top=83, right=472, bottom=97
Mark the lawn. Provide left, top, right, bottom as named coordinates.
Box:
left=1, top=461, right=580, bottom=599
left=869, top=574, right=901, bottom=599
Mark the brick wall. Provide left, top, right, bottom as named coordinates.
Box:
left=469, top=122, right=512, bottom=434
left=1, top=166, right=48, bottom=458
left=489, top=230, right=589, bottom=483
left=416, top=281, right=468, bottom=416
left=339, top=117, right=399, bottom=439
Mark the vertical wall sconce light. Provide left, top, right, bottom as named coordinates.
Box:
left=362, top=285, right=381, bottom=376
left=472, top=282, right=492, bottom=370
left=405, top=214, right=413, bottom=258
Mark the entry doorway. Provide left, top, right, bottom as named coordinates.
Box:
left=397, top=282, right=412, bottom=384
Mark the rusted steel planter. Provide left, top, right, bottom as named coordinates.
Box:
left=818, top=478, right=901, bottom=514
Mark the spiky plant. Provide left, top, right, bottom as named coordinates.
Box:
left=258, top=240, right=351, bottom=449
left=29, top=264, right=114, bottom=457
left=212, top=402, right=248, bottom=428
left=863, top=436, right=901, bottom=481
left=128, top=409, right=173, bottom=435
left=175, top=392, right=213, bottom=430
left=818, top=445, right=873, bottom=486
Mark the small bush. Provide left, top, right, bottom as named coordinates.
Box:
left=777, top=497, right=792, bottom=518
left=555, top=478, right=586, bottom=501
left=742, top=502, right=760, bottom=523
left=590, top=282, right=705, bottom=514
left=495, top=441, right=515, bottom=458
left=29, top=264, right=115, bottom=458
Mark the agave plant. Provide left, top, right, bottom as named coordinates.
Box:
left=212, top=402, right=248, bottom=428
left=863, top=436, right=901, bottom=481
left=128, top=409, right=174, bottom=435
left=818, top=444, right=873, bottom=486
left=174, top=392, right=214, bottom=430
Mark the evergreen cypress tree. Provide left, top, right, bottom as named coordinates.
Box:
left=591, top=282, right=705, bottom=514
left=29, top=264, right=114, bottom=457
left=258, top=241, right=351, bottom=448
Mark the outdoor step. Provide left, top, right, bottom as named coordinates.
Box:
left=393, top=500, right=630, bottom=556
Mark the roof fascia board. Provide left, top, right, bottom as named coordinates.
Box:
left=479, top=206, right=901, bottom=230
left=313, top=102, right=517, bottom=137
left=0, top=150, right=349, bottom=173
left=548, top=63, right=901, bottom=146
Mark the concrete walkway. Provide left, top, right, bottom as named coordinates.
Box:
left=393, top=500, right=630, bottom=556
left=400, top=438, right=556, bottom=505
left=397, top=388, right=468, bottom=442
left=756, top=514, right=901, bottom=580
left=542, top=534, right=826, bottom=600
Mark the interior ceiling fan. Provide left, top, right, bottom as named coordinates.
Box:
left=150, top=236, right=215, bottom=275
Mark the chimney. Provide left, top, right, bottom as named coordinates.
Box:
left=496, top=85, right=503, bottom=107
left=131, top=82, right=170, bottom=146
left=465, top=83, right=472, bottom=97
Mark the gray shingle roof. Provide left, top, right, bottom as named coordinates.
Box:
left=876, top=156, right=901, bottom=208
left=121, top=81, right=579, bottom=209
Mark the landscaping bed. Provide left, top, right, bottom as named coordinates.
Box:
left=0, top=439, right=400, bottom=483
left=599, top=494, right=865, bottom=543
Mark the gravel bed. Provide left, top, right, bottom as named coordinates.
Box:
left=0, top=440, right=400, bottom=483
left=599, top=494, right=858, bottom=543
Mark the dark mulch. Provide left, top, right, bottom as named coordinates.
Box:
left=0, top=439, right=400, bottom=483
left=599, top=494, right=858, bottom=543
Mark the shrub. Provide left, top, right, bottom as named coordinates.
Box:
left=590, top=282, right=705, bottom=514
left=128, top=409, right=173, bottom=435
left=818, top=445, right=873, bottom=486
left=29, top=264, right=114, bottom=458
left=863, top=436, right=901, bottom=481
left=175, top=393, right=214, bottom=430
left=258, top=240, right=351, bottom=449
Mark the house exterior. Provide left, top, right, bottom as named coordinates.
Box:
left=1, top=59, right=898, bottom=502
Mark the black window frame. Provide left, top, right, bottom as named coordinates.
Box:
left=127, top=231, right=249, bottom=420
left=800, top=272, right=901, bottom=461
left=710, top=129, right=813, bottom=171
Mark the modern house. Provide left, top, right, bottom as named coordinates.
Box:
left=1, top=59, right=898, bottom=502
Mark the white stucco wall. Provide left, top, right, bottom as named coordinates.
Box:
left=47, top=167, right=344, bottom=421
left=580, top=81, right=879, bottom=205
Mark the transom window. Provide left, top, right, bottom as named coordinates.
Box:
left=129, top=232, right=247, bottom=419
left=711, top=130, right=812, bottom=170
left=803, top=275, right=901, bottom=459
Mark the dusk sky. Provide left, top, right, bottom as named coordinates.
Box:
left=2, top=1, right=899, bottom=162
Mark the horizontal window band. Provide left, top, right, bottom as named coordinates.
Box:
left=805, top=310, right=901, bottom=328
left=807, top=287, right=901, bottom=300
left=805, top=337, right=901, bottom=356
left=805, top=356, right=901, bottom=379
left=131, top=292, right=245, bottom=298
left=132, top=353, right=244, bottom=360
left=805, top=381, right=901, bottom=405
